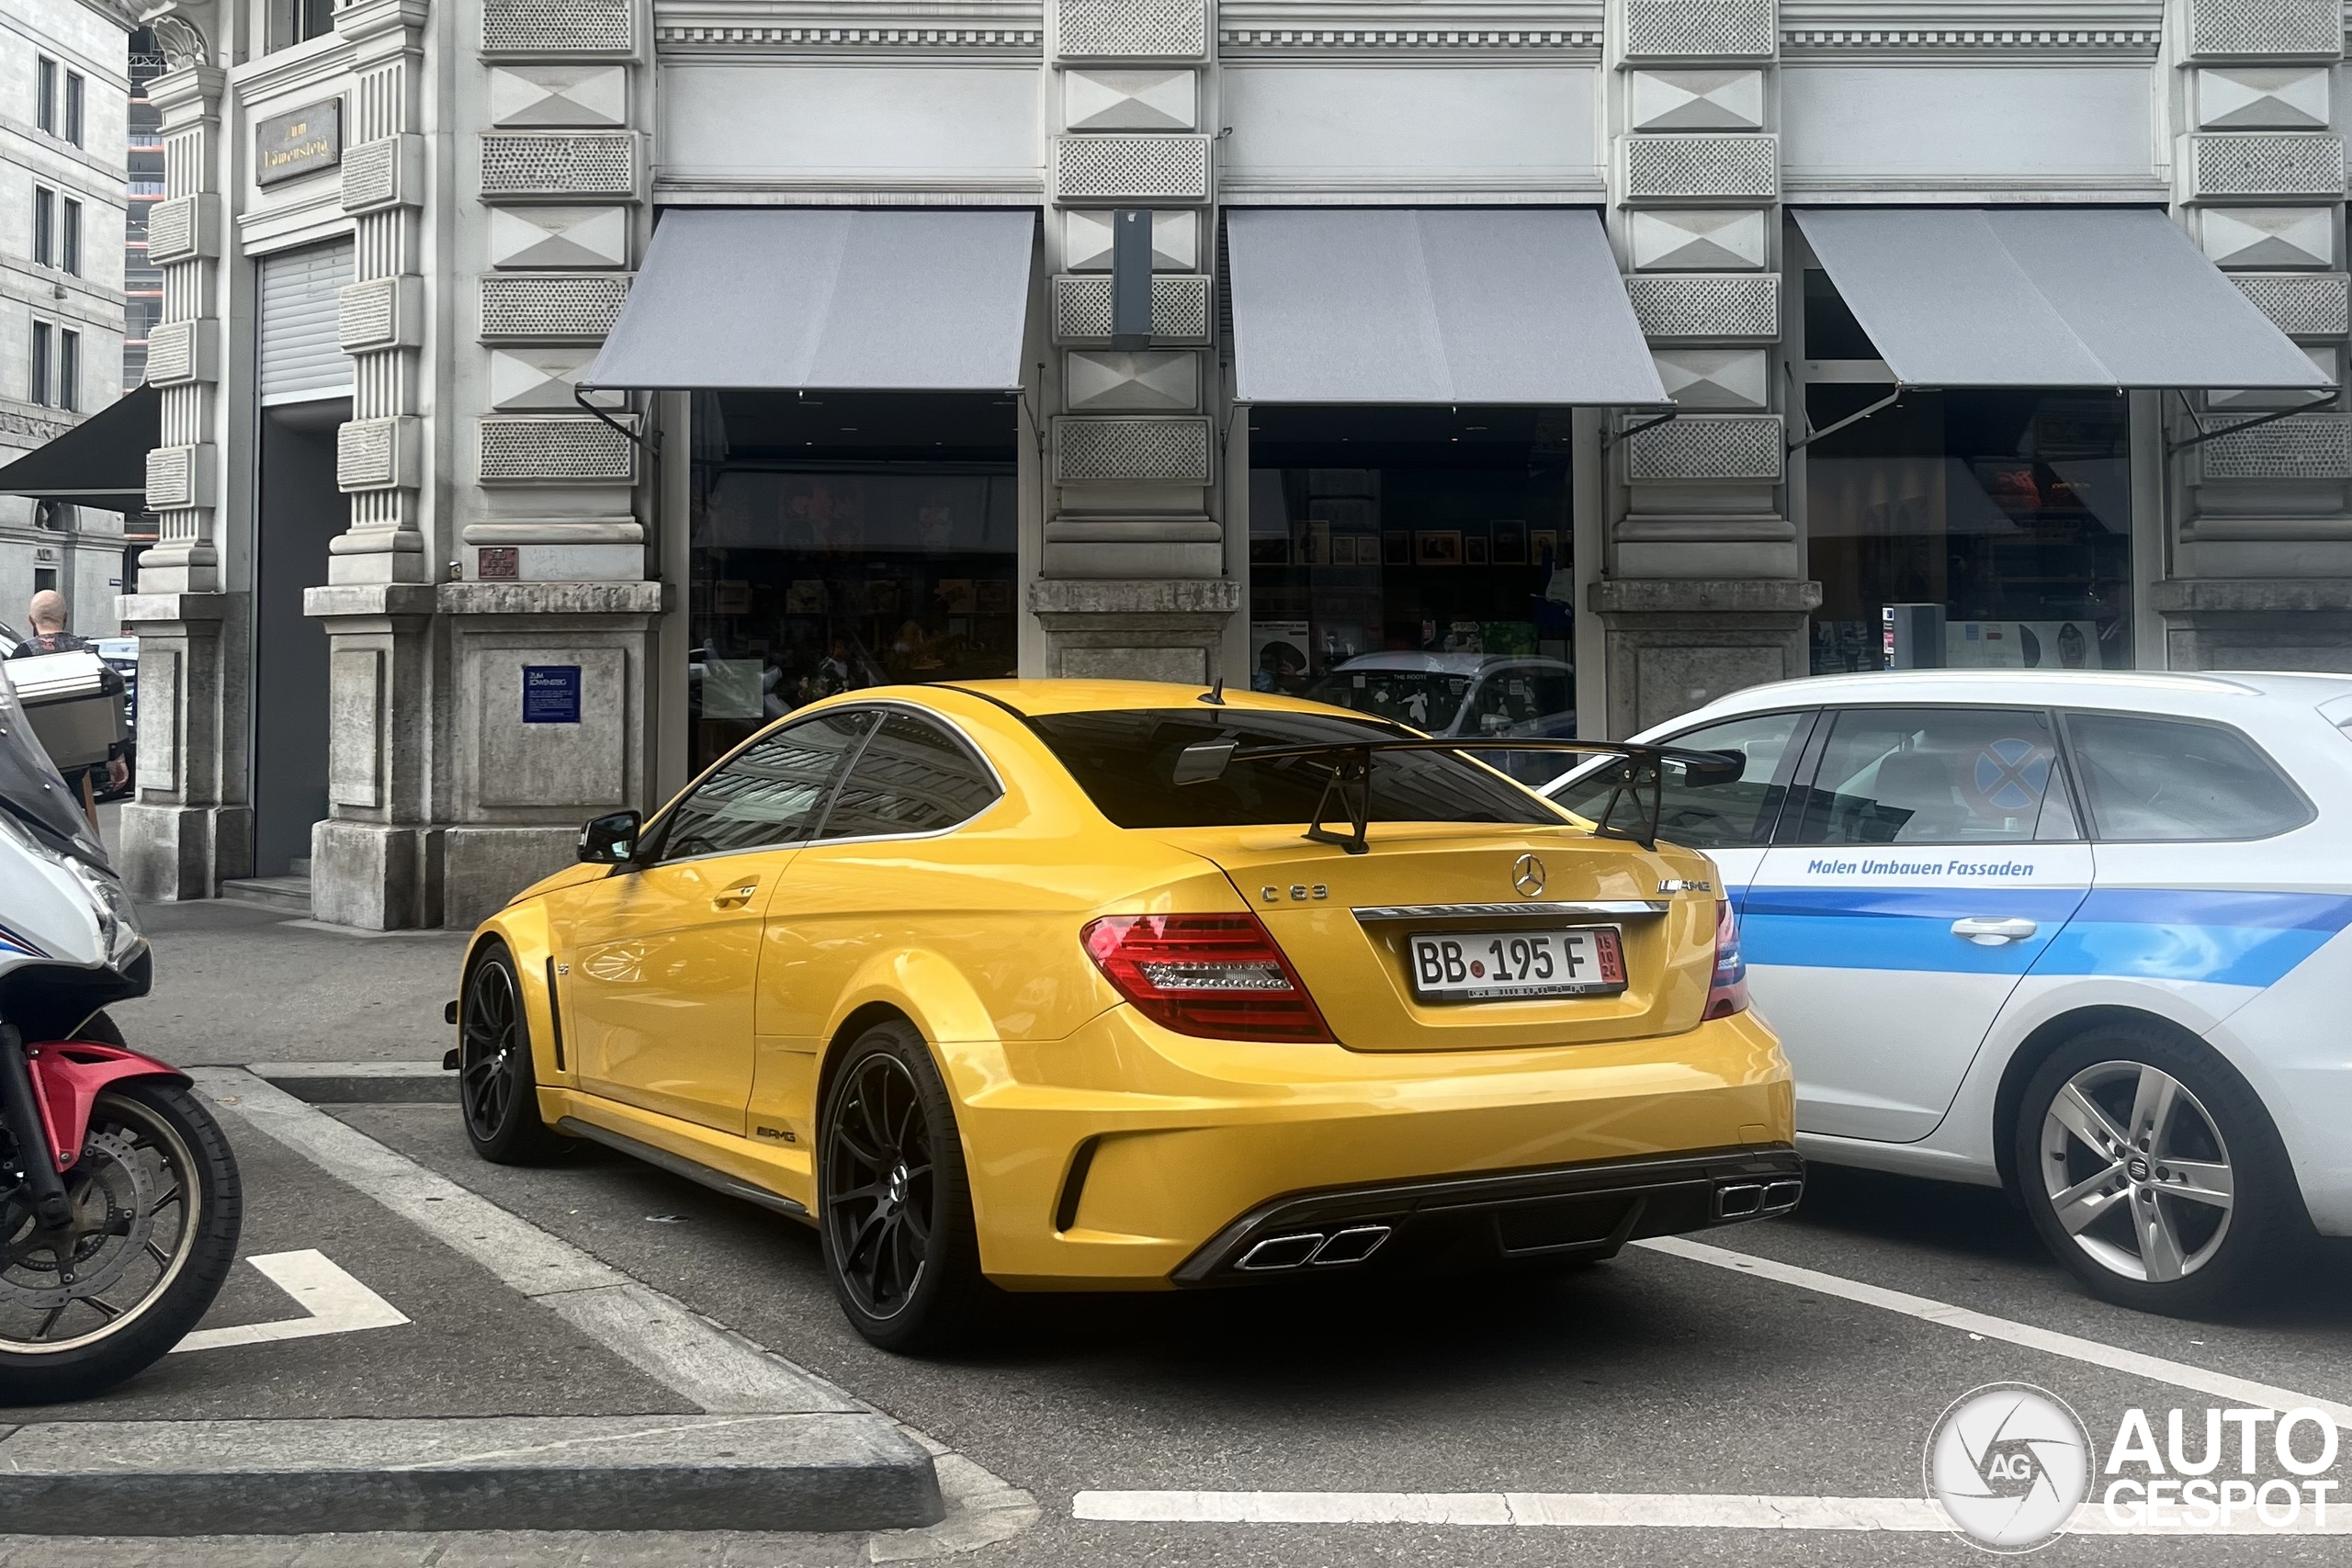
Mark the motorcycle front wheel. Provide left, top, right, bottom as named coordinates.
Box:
left=0, top=1079, right=242, bottom=1404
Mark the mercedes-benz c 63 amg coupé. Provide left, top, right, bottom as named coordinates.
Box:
left=455, top=681, right=1798, bottom=1349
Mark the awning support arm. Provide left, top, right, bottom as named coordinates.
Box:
left=1599, top=408, right=1678, bottom=450
left=1787, top=384, right=1904, bottom=454
left=2165, top=389, right=2341, bottom=455
left=573, top=386, right=648, bottom=453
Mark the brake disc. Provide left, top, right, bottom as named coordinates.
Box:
left=0, top=1132, right=158, bottom=1311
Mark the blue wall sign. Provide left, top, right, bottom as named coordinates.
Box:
left=523, top=665, right=582, bottom=725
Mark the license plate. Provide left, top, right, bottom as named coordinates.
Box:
left=1407, top=928, right=1626, bottom=1002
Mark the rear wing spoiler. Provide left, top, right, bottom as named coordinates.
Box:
left=1171, top=737, right=1742, bottom=854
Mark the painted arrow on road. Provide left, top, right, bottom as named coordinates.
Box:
left=172, top=1249, right=409, bottom=1354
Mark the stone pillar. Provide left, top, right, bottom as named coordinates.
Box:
left=1594, top=0, right=1813, bottom=734
left=304, top=0, right=438, bottom=928
left=118, top=27, right=245, bottom=899
left=2165, top=0, right=2352, bottom=667
left=1030, top=0, right=1240, bottom=682
left=432, top=0, right=658, bottom=928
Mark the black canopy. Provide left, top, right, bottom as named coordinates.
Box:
left=0, top=384, right=160, bottom=513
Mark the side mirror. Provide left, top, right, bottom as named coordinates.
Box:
left=1678, top=750, right=1747, bottom=789
left=578, top=809, right=643, bottom=864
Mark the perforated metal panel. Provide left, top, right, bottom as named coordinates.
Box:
left=477, top=415, right=639, bottom=483
left=2185, top=0, right=2342, bottom=59
left=258, top=242, right=356, bottom=405
left=1055, top=134, right=1212, bottom=202
left=147, top=197, right=195, bottom=263
left=1623, top=134, right=1778, bottom=201
left=479, top=133, right=638, bottom=200
left=1051, top=275, right=1211, bottom=343
left=2230, top=272, right=2351, bottom=337
left=482, top=0, right=634, bottom=56
left=1623, top=413, right=1783, bottom=480
left=1625, top=274, right=1781, bottom=341
left=1056, top=0, right=1208, bottom=59
left=2188, top=132, right=2346, bottom=197
left=2198, top=412, right=2352, bottom=478
left=1053, top=415, right=1212, bottom=482
left=1623, top=0, right=1777, bottom=61
left=480, top=275, right=632, bottom=341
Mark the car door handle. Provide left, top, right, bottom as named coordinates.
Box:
left=1951, top=917, right=2038, bottom=945
left=711, top=882, right=760, bottom=909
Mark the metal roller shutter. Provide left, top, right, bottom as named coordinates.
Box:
left=257, top=241, right=355, bottom=405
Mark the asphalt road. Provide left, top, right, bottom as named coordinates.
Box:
left=24, top=898, right=2352, bottom=1564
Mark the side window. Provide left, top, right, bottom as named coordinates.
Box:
left=1552, top=710, right=1809, bottom=851
left=2064, top=713, right=2312, bottom=842
left=1794, top=707, right=2066, bottom=846
left=658, top=710, right=875, bottom=860
left=818, top=712, right=1000, bottom=840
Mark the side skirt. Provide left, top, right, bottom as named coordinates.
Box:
left=556, top=1115, right=813, bottom=1224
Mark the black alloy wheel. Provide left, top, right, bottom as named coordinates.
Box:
left=819, top=1021, right=987, bottom=1352
left=458, top=945, right=570, bottom=1165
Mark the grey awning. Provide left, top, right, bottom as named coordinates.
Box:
left=0, top=383, right=159, bottom=513
left=1792, top=207, right=2332, bottom=390
left=582, top=209, right=1037, bottom=392
left=1226, top=209, right=1669, bottom=406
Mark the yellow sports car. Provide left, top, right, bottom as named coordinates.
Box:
left=454, top=681, right=1797, bottom=1350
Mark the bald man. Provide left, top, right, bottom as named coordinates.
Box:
left=11, top=591, right=129, bottom=795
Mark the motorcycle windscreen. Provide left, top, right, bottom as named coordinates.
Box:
left=0, top=659, right=108, bottom=869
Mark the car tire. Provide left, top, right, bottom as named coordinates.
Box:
left=2014, top=1021, right=2301, bottom=1317
left=458, top=943, right=572, bottom=1166
left=819, top=1020, right=989, bottom=1354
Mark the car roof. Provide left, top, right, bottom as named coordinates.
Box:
left=1312, top=653, right=1566, bottom=677
left=1666, top=669, right=2352, bottom=729
left=937, top=678, right=1363, bottom=720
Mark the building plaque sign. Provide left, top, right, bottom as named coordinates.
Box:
left=523, top=665, right=582, bottom=725
left=254, top=100, right=342, bottom=186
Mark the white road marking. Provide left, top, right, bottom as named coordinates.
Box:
left=1071, top=1491, right=2352, bottom=1534
left=1633, top=1235, right=2352, bottom=1432
left=172, top=1249, right=409, bottom=1354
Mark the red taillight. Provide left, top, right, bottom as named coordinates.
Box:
left=1080, top=914, right=1334, bottom=1043
left=1706, top=898, right=1749, bottom=1020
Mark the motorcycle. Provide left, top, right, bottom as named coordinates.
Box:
left=0, top=662, right=240, bottom=1404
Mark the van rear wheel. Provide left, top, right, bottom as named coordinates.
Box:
left=2015, top=1022, right=2299, bottom=1317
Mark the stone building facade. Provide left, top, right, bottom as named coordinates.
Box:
left=116, top=0, right=2352, bottom=928
left=2, top=0, right=131, bottom=638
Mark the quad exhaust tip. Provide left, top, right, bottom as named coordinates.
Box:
left=1714, top=1179, right=1803, bottom=1223
left=1236, top=1224, right=1393, bottom=1272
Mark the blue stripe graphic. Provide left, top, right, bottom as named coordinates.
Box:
left=1738, top=886, right=2352, bottom=988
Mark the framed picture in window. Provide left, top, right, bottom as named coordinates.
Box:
left=1250, top=536, right=1289, bottom=566
left=1464, top=536, right=1491, bottom=566
left=1383, top=531, right=1410, bottom=566
left=1492, top=522, right=1527, bottom=564
left=1530, top=530, right=1559, bottom=570
left=1415, top=530, right=1462, bottom=567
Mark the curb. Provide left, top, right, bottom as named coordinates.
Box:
left=0, top=1415, right=944, bottom=1536
left=247, top=1061, right=455, bottom=1104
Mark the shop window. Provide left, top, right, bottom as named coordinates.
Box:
left=687, top=391, right=1020, bottom=774
left=1805, top=387, right=2132, bottom=674
left=1246, top=406, right=1575, bottom=770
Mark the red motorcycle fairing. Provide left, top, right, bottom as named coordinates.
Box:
left=25, top=1041, right=188, bottom=1171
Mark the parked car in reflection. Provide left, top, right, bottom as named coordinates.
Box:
left=1545, top=670, right=2352, bottom=1316
left=1306, top=653, right=1576, bottom=782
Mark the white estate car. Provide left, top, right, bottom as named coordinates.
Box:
left=1546, top=671, right=2352, bottom=1315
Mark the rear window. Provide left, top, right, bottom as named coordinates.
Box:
left=1029, top=708, right=1565, bottom=831
left=2064, top=712, right=2312, bottom=841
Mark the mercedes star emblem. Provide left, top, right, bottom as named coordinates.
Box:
left=1512, top=853, right=1546, bottom=898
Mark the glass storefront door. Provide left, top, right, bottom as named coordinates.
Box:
left=687, top=392, right=1019, bottom=773
left=1247, top=407, right=1575, bottom=778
